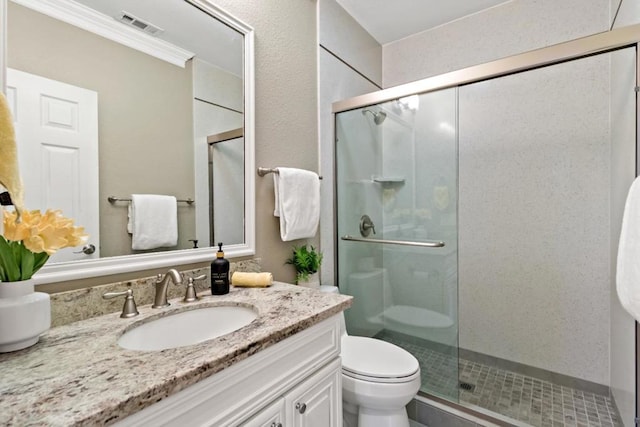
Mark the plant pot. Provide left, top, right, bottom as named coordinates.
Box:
left=298, top=272, right=320, bottom=289
left=0, top=279, right=51, bottom=352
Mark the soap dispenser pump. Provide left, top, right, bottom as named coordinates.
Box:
left=211, top=242, right=230, bottom=295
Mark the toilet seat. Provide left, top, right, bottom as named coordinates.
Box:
left=341, top=336, right=420, bottom=384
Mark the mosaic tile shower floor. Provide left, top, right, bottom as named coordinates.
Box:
left=377, top=331, right=622, bottom=427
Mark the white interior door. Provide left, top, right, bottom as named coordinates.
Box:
left=7, top=68, right=100, bottom=263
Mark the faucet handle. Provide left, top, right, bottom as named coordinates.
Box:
left=359, top=215, right=376, bottom=237
left=183, top=275, right=206, bottom=302
left=103, top=288, right=139, bottom=318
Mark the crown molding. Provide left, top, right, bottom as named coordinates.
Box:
left=12, top=0, right=194, bottom=67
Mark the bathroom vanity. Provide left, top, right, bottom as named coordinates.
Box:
left=0, top=283, right=351, bottom=426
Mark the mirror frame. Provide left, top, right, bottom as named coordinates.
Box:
left=0, top=0, right=255, bottom=284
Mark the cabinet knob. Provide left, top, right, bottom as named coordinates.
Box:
left=295, top=402, right=307, bottom=414
left=269, top=423, right=282, bottom=427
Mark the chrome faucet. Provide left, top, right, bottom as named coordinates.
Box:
left=153, top=269, right=183, bottom=308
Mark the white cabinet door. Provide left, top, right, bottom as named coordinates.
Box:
left=285, top=358, right=342, bottom=427
left=241, top=398, right=285, bottom=427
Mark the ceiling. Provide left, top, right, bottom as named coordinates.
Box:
left=336, top=0, right=513, bottom=44
left=37, top=0, right=515, bottom=74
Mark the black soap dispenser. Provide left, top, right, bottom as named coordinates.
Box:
left=211, top=242, right=230, bottom=295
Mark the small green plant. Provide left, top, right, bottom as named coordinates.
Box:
left=285, top=245, right=323, bottom=283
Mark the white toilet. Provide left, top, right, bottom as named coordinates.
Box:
left=320, top=286, right=421, bottom=427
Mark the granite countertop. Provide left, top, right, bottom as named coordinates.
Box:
left=0, top=282, right=352, bottom=426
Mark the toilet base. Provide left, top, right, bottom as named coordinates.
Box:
left=360, top=407, right=410, bottom=427
left=343, top=401, right=358, bottom=427
left=344, top=403, right=410, bottom=427
left=344, top=401, right=410, bottom=427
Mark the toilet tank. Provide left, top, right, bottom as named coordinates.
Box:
left=319, top=286, right=347, bottom=336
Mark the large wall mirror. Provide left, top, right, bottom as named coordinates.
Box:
left=0, top=0, right=255, bottom=284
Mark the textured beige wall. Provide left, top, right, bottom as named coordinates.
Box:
left=8, top=3, right=195, bottom=257
left=210, top=0, right=320, bottom=283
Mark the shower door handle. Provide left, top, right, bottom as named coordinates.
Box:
left=341, top=235, right=445, bottom=248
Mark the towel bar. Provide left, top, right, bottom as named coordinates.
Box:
left=257, top=167, right=322, bottom=179
left=108, top=196, right=195, bottom=205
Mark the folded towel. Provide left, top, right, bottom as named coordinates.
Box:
left=273, top=167, right=320, bottom=241
left=617, top=177, right=640, bottom=322
left=128, top=194, right=178, bottom=250
left=0, top=92, right=24, bottom=219
left=232, top=272, right=273, bottom=288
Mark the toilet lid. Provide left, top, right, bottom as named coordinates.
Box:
left=341, top=336, right=419, bottom=381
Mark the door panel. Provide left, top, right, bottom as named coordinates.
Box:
left=7, top=68, right=99, bottom=262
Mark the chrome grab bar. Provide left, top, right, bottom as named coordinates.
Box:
left=341, top=235, right=445, bottom=248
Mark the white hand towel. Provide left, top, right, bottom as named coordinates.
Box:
left=128, top=194, right=178, bottom=250
left=273, top=167, right=320, bottom=241
left=617, top=177, right=640, bottom=322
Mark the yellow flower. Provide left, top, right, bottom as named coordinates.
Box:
left=3, top=209, right=29, bottom=241
left=3, top=209, right=88, bottom=255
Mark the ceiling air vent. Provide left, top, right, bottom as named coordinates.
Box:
left=118, top=12, right=164, bottom=36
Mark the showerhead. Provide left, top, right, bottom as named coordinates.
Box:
left=362, top=109, right=387, bottom=125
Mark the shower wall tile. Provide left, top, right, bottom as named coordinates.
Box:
left=457, top=54, right=611, bottom=385
left=319, top=0, right=382, bottom=87
left=609, top=47, right=637, bottom=427
left=382, top=0, right=610, bottom=88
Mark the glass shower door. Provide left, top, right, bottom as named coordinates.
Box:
left=335, top=88, right=459, bottom=400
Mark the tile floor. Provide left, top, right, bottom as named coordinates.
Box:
left=377, top=331, right=622, bottom=427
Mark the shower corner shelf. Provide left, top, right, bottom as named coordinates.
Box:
left=372, top=176, right=405, bottom=186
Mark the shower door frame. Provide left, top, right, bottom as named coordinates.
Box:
left=333, top=23, right=640, bottom=425
left=332, top=24, right=640, bottom=113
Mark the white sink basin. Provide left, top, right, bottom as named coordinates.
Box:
left=118, top=305, right=258, bottom=351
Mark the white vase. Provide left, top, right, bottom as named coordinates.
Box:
left=0, top=279, right=51, bottom=352
left=298, top=272, right=320, bottom=289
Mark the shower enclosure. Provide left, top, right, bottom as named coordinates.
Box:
left=334, top=27, right=638, bottom=427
